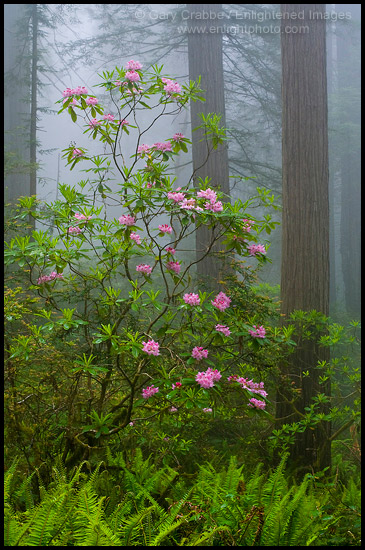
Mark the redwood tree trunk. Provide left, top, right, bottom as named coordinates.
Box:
left=187, top=4, right=231, bottom=289
left=276, top=4, right=331, bottom=471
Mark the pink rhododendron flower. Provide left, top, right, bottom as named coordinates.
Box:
left=166, top=247, right=176, bottom=255
left=118, top=214, right=135, bottom=226
left=205, top=201, right=223, bottom=212
left=166, top=261, right=181, bottom=274
left=73, top=86, right=88, bottom=95
left=130, top=232, right=141, bottom=245
left=88, top=118, right=101, bottom=128
left=167, top=190, right=186, bottom=202
left=37, top=272, right=63, bottom=285
left=242, top=219, right=254, bottom=232
left=197, top=188, right=217, bottom=203
left=103, top=113, right=115, bottom=121
left=202, top=408, right=213, bottom=413
left=62, top=88, right=73, bottom=97
left=74, top=212, right=91, bottom=221
left=86, top=97, right=98, bottom=105
left=137, top=144, right=150, bottom=155
left=158, top=224, right=173, bottom=234
left=172, top=382, right=182, bottom=390
left=142, top=385, right=159, bottom=398
left=211, top=291, right=231, bottom=311
left=126, top=60, right=143, bottom=70
left=142, top=339, right=160, bottom=356
left=72, top=148, right=84, bottom=158
left=247, top=244, right=266, bottom=256
left=183, top=293, right=200, bottom=306
left=125, top=70, right=140, bottom=82
left=179, top=198, right=203, bottom=211
left=136, top=264, right=152, bottom=275
left=120, top=119, right=129, bottom=126
left=215, top=324, right=231, bottom=337
left=170, top=406, right=178, bottom=412
left=195, top=367, right=221, bottom=388
left=172, top=132, right=184, bottom=142
left=192, top=347, right=209, bottom=361
left=249, top=325, right=266, bottom=338
left=248, top=398, right=266, bottom=410
left=153, top=142, right=172, bottom=152
left=162, top=77, right=182, bottom=94
left=68, top=226, right=82, bottom=235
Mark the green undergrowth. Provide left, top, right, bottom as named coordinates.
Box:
left=4, top=450, right=360, bottom=546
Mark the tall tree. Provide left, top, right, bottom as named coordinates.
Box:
left=186, top=4, right=231, bottom=288
left=276, top=4, right=331, bottom=471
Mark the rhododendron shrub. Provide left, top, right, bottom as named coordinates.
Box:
left=4, top=61, right=281, bottom=465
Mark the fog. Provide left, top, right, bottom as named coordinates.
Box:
left=4, top=3, right=361, bottom=317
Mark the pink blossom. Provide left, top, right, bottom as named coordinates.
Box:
left=130, top=232, right=141, bottom=245
left=115, top=80, right=123, bottom=86
left=142, top=339, right=160, bottom=356
left=72, top=148, right=84, bottom=158
left=238, top=377, right=268, bottom=398
left=62, top=88, right=73, bottom=97
left=73, top=86, right=88, bottom=95
left=211, top=291, right=231, bottom=311
left=172, top=382, right=182, bottom=390
left=142, top=385, right=159, bottom=399
left=119, top=214, right=135, bottom=226
left=242, top=219, right=254, bottom=232
left=126, top=60, right=143, bottom=70
left=202, top=408, right=213, bottom=413
left=183, top=293, right=200, bottom=306
left=129, top=421, right=134, bottom=426
left=37, top=272, right=63, bottom=285
left=74, top=212, right=91, bottom=221
left=170, top=406, right=178, bottom=413
left=158, top=224, right=173, bottom=234
left=167, top=190, right=186, bottom=202
left=166, top=247, right=176, bottom=255
left=86, top=97, right=98, bottom=106
left=172, top=132, right=184, bottom=142
left=195, top=367, right=221, bottom=388
left=103, top=113, right=115, bottom=121
left=153, top=142, right=172, bottom=152
left=125, top=70, right=140, bottom=82
left=215, top=324, right=231, bottom=337
left=192, top=347, right=209, bottom=361
left=88, top=118, right=101, bottom=128
left=247, top=244, right=266, bottom=256
left=205, top=201, right=223, bottom=212
left=120, top=119, right=129, bottom=126
left=136, top=264, right=152, bottom=275
left=249, top=325, right=266, bottom=339
left=137, top=144, right=151, bottom=155
left=248, top=398, right=266, bottom=410
left=166, top=261, right=181, bottom=274
left=197, top=188, right=217, bottom=203
left=179, top=198, right=202, bottom=211
left=162, top=78, right=182, bottom=94
left=68, top=226, right=82, bottom=235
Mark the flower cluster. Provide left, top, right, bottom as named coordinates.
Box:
left=202, top=407, right=213, bottom=413
left=125, top=71, right=140, bottom=82
left=167, top=189, right=186, bottom=203
left=126, top=60, right=143, bottom=70
left=172, top=382, right=182, bottom=390
left=183, top=293, right=200, bottom=306
left=62, top=86, right=88, bottom=97
left=130, top=232, right=142, bottom=245
left=37, top=271, right=64, bottom=285
left=72, top=148, right=84, bottom=158
left=192, top=346, right=209, bottom=361
left=166, top=246, right=176, bottom=255
left=153, top=142, right=172, bottom=152
left=172, top=132, right=184, bottom=142
left=195, top=367, right=222, bottom=388
left=68, top=226, right=82, bottom=235
left=211, top=291, right=231, bottom=311
left=248, top=398, right=266, bottom=410
left=136, top=264, right=152, bottom=275
left=158, top=224, right=173, bottom=234
left=162, top=77, right=182, bottom=95
left=215, top=324, right=231, bottom=337
left=104, top=113, right=115, bottom=121
left=119, top=214, right=135, bottom=226
left=197, top=187, right=223, bottom=212
left=142, top=385, right=159, bottom=399
left=247, top=244, right=266, bottom=256
left=74, top=212, right=91, bottom=221
left=166, top=261, right=181, bottom=274
left=137, top=144, right=150, bottom=155
left=142, top=339, right=160, bottom=356
left=86, top=97, right=98, bottom=106
left=249, top=325, right=266, bottom=338
left=88, top=118, right=101, bottom=128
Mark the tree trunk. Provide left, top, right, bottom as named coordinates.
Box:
left=276, top=4, right=331, bottom=471
left=187, top=4, right=231, bottom=289
left=30, top=4, right=38, bottom=199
